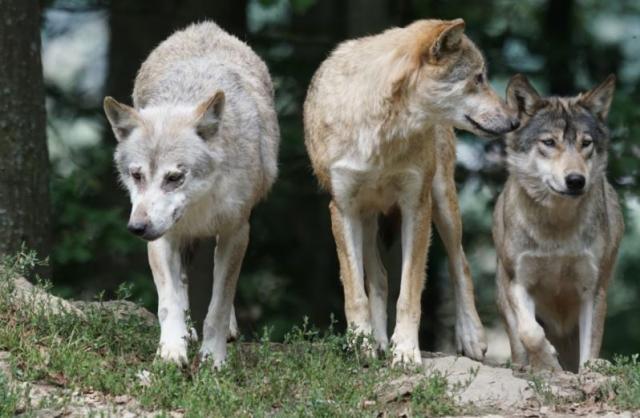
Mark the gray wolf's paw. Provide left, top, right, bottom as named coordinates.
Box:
left=455, top=315, right=488, bottom=361
left=157, top=339, right=188, bottom=366
left=529, top=342, right=562, bottom=372
left=390, top=334, right=422, bottom=366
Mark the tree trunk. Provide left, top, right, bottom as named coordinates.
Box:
left=0, top=0, right=51, bottom=267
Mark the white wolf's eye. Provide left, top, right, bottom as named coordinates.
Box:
left=130, top=170, right=143, bottom=182
left=165, top=172, right=184, bottom=183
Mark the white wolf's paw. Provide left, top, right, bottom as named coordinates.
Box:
left=455, top=315, right=487, bottom=361
left=227, top=315, right=239, bottom=342
left=157, top=339, right=188, bottom=366
left=390, top=334, right=422, bottom=367
left=199, top=340, right=227, bottom=370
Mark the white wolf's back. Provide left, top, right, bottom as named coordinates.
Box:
left=133, top=21, right=279, bottom=194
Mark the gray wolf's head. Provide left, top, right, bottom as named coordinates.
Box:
left=103, top=92, right=225, bottom=240
left=504, top=74, right=615, bottom=203
left=396, top=19, right=519, bottom=137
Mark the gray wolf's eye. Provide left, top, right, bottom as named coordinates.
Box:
left=582, top=139, right=593, bottom=148
left=541, top=139, right=556, bottom=147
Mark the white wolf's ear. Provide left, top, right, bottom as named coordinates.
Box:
left=506, top=74, right=542, bottom=117
left=194, top=91, right=225, bottom=140
left=103, top=97, right=140, bottom=142
left=579, top=74, right=616, bottom=122
left=430, top=19, right=465, bottom=61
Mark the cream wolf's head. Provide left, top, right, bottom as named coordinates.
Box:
left=103, top=92, right=225, bottom=240
left=504, top=74, right=615, bottom=203
left=395, top=19, right=518, bottom=137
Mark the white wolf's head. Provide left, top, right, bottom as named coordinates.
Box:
left=103, top=92, right=225, bottom=240
left=504, top=74, right=615, bottom=204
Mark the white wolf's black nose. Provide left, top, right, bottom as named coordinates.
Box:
left=127, top=221, right=148, bottom=236
left=565, top=174, right=586, bottom=191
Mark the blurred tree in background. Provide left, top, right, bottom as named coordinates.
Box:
left=36, top=0, right=640, bottom=358
left=0, top=0, right=50, bottom=272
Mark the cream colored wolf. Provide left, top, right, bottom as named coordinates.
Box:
left=494, top=74, right=622, bottom=372
left=304, top=19, right=519, bottom=364
left=103, top=22, right=279, bottom=367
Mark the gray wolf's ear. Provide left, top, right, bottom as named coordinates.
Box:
left=430, top=19, right=465, bottom=61
left=579, top=74, right=615, bottom=122
left=506, top=74, right=542, bottom=117
left=103, top=97, right=140, bottom=142
left=195, top=90, right=225, bottom=139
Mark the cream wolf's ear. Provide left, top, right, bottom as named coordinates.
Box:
left=579, top=74, right=616, bottom=122
left=429, top=18, right=465, bottom=61
left=103, top=97, right=141, bottom=142
left=506, top=74, right=542, bottom=117
left=194, top=90, right=225, bottom=140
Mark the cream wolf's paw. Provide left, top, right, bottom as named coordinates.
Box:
left=346, top=322, right=378, bottom=358
left=390, top=334, right=422, bottom=366
left=455, top=315, right=487, bottom=361
left=157, top=339, right=188, bottom=366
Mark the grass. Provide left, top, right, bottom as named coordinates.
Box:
left=0, top=250, right=463, bottom=417
left=593, top=354, right=640, bottom=410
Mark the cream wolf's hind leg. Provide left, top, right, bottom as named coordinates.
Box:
left=431, top=143, right=487, bottom=360
left=148, top=237, right=191, bottom=366
left=363, top=215, right=389, bottom=351
left=200, top=221, right=249, bottom=368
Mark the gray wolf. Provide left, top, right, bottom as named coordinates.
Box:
left=494, top=74, right=622, bottom=372
left=304, top=19, right=518, bottom=365
left=103, top=22, right=279, bottom=367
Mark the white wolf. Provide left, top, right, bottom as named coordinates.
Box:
left=103, top=22, right=279, bottom=367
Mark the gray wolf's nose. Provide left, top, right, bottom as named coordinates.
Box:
left=127, top=221, right=148, bottom=236
left=565, top=174, right=586, bottom=191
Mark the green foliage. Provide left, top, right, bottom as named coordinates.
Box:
left=0, top=251, right=467, bottom=416
left=0, top=374, right=19, bottom=418
left=597, top=355, right=640, bottom=410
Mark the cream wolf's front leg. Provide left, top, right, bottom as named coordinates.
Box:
left=200, top=221, right=249, bottom=368
left=431, top=135, right=487, bottom=360
left=148, top=237, right=190, bottom=366
left=391, top=190, right=432, bottom=365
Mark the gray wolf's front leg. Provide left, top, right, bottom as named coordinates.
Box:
left=148, top=237, right=190, bottom=366
left=509, top=282, right=561, bottom=371
left=200, top=221, right=249, bottom=368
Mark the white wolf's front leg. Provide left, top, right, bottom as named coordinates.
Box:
left=148, top=237, right=190, bottom=366
left=200, top=221, right=249, bottom=368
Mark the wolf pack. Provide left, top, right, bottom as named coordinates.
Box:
left=103, top=19, right=622, bottom=374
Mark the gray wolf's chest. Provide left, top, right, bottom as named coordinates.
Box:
left=516, top=249, right=598, bottom=335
